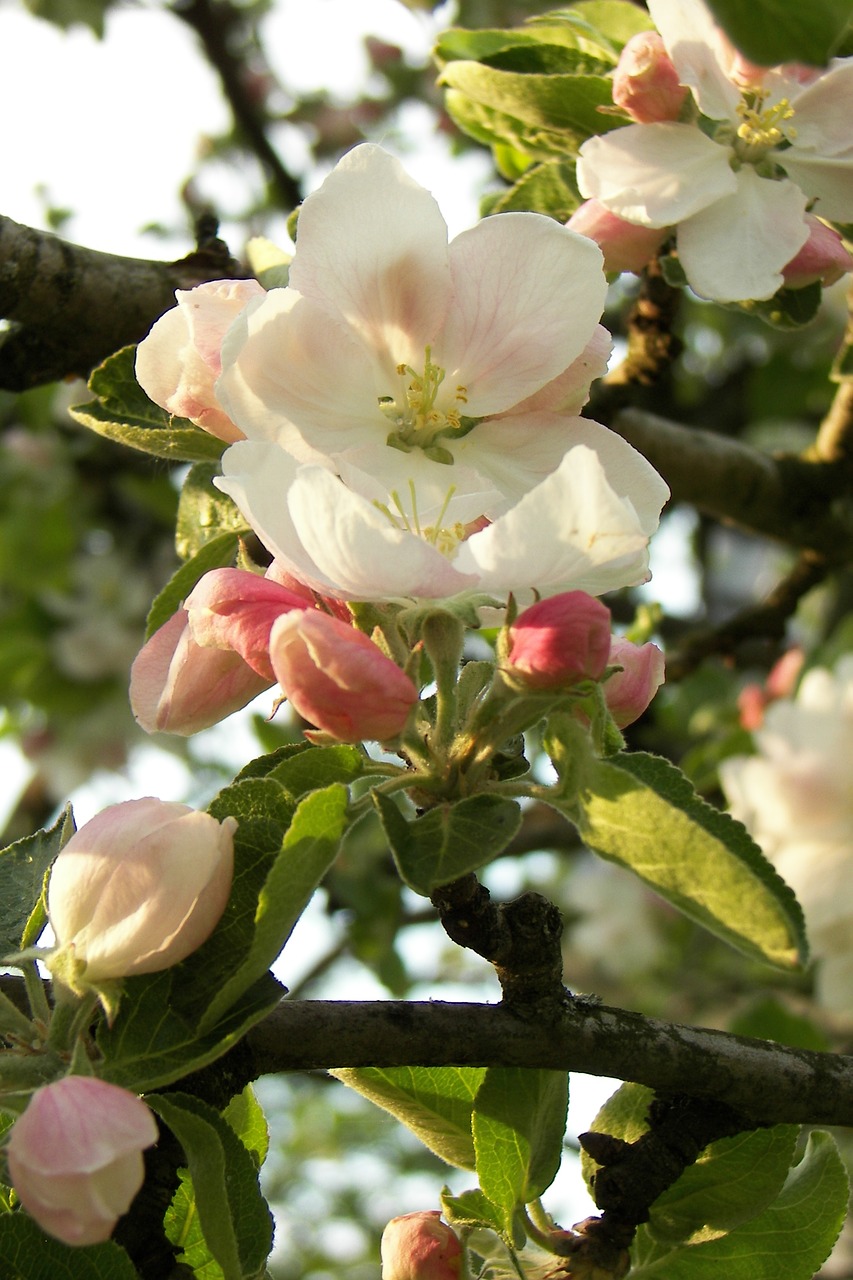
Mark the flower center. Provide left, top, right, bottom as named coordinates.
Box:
left=378, top=347, right=469, bottom=464
left=373, top=480, right=471, bottom=559
left=733, top=93, right=796, bottom=161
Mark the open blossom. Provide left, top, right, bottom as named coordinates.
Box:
left=7, top=1076, right=158, bottom=1246
left=212, top=143, right=666, bottom=517
left=136, top=278, right=265, bottom=442
left=577, top=0, right=853, bottom=302
left=46, top=797, right=235, bottom=986
left=720, top=657, right=853, bottom=1013
left=216, top=440, right=669, bottom=602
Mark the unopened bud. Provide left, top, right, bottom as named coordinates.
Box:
left=381, top=1211, right=462, bottom=1280
left=567, top=201, right=669, bottom=275
left=612, top=31, right=687, bottom=124
left=605, top=638, right=665, bottom=727
left=506, top=592, right=612, bottom=690
left=782, top=216, right=853, bottom=289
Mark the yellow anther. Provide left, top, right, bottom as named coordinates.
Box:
left=735, top=95, right=796, bottom=155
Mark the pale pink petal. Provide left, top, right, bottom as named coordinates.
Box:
left=288, top=144, right=451, bottom=373
left=435, top=214, right=607, bottom=416
left=567, top=202, right=669, bottom=275
left=647, top=0, right=741, bottom=120
left=578, top=124, right=736, bottom=227
left=512, top=323, right=612, bottom=415
left=677, top=169, right=809, bottom=301
left=787, top=62, right=853, bottom=155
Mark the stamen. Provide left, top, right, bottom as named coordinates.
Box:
left=735, top=94, right=796, bottom=157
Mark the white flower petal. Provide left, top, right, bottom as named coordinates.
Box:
left=334, top=444, right=500, bottom=525
left=217, top=289, right=378, bottom=456
left=677, top=169, right=808, bottom=301
left=436, top=215, right=607, bottom=416
left=779, top=150, right=853, bottom=224
left=647, top=0, right=741, bottom=121
left=578, top=124, right=736, bottom=227
left=287, top=144, right=451, bottom=374
left=508, top=324, right=612, bottom=416
left=787, top=61, right=853, bottom=156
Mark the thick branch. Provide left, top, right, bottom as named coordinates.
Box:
left=247, top=999, right=853, bottom=1128
left=0, top=215, right=247, bottom=390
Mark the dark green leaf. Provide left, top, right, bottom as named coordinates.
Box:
left=70, top=347, right=225, bottom=464
left=0, top=1215, right=139, bottom=1279
left=0, top=804, right=74, bottom=954
left=705, top=0, right=851, bottom=64
left=374, top=792, right=522, bottom=895
left=268, top=745, right=365, bottom=800
left=489, top=159, right=582, bottom=219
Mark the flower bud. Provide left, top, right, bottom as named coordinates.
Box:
left=381, top=1211, right=462, bottom=1280
left=605, top=637, right=665, bottom=727
left=7, top=1076, right=158, bottom=1246
left=567, top=201, right=668, bottom=275
left=506, top=592, right=612, bottom=690
left=184, top=567, right=315, bottom=680
left=782, top=216, right=853, bottom=289
left=136, top=279, right=265, bottom=442
left=46, top=798, right=235, bottom=986
left=269, top=610, right=418, bottom=742
left=611, top=31, right=687, bottom=124
left=130, top=608, right=271, bottom=736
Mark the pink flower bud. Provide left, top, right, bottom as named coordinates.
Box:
left=605, top=637, right=665, bottom=727
left=7, top=1076, right=158, bottom=1246
left=46, top=797, right=235, bottom=984
left=611, top=31, right=687, bottom=124
left=136, top=279, right=265, bottom=443
left=381, top=1211, right=462, bottom=1280
left=567, top=201, right=668, bottom=275
left=269, top=610, right=418, bottom=742
left=738, top=647, right=805, bottom=730
left=184, top=567, right=314, bottom=680
left=130, top=608, right=271, bottom=736
left=782, top=216, right=853, bottom=289
left=506, top=592, right=612, bottom=690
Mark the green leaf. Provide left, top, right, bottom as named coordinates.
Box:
left=705, top=0, right=851, bottom=64
left=472, top=1068, right=568, bottom=1234
left=567, top=751, right=806, bottom=968
left=0, top=804, right=74, bottom=954
left=729, top=283, right=823, bottom=331
left=330, top=1066, right=486, bottom=1169
left=199, top=783, right=350, bottom=1031
left=374, top=792, right=522, bottom=895
left=489, top=159, right=582, bottom=220
left=441, top=1186, right=507, bottom=1235
left=175, top=463, right=250, bottom=561
left=151, top=1092, right=273, bottom=1280
left=144, top=530, right=241, bottom=639
left=70, top=346, right=226, bottom=463
left=268, top=744, right=365, bottom=800
left=629, top=1131, right=848, bottom=1280
left=223, top=1085, right=270, bottom=1167
left=0, top=1215, right=139, bottom=1279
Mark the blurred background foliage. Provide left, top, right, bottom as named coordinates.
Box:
left=3, top=0, right=853, bottom=1275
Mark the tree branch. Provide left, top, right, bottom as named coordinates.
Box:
left=0, top=215, right=248, bottom=390
left=247, top=998, right=853, bottom=1128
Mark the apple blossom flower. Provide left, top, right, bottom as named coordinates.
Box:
left=566, top=200, right=669, bottom=276
left=46, top=797, right=235, bottom=987
left=577, top=0, right=853, bottom=302
left=7, top=1076, right=158, bottom=1246
left=381, top=1211, right=462, bottom=1280
left=506, top=592, right=612, bottom=689
left=269, top=609, right=418, bottom=742
left=136, top=278, right=265, bottom=443
left=720, top=656, right=853, bottom=1012
left=604, top=637, right=665, bottom=727
left=215, top=439, right=669, bottom=603
left=611, top=30, right=688, bottom=124
left=212, top=143, right=659, bottom=515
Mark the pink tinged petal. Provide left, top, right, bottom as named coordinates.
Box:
left=511, top=323, right=613, bottom=416
left=577, top=124, right=737, bottom=227
left=455, top=446, right=664, bottom=596
left=647, top=0, right=741, bottom=121
left=436, top=215, right=607, bottom=416
left=217, top=288, right=379, bottom=455
left=8, top=1077, right=157, bottom=1246
left=130, top=609, right=271, bottom=736
left=778, top=149, right=853, bottom=224
left=783, top=215, right=853, bottom=288
left=677, top=169, right=809, bottom=301
left=612, top=31, right=688, bottom=124
left=184, top=567, right=309, bottom=679
left=270, top=610, right=418, bottom=742
left=605, top=638, right=666, bottom=727
left=287, top=144, right=451, bottom=372
left=785, top=62, right=853, bottom=156
left=566, top=202, right=669, bottom=275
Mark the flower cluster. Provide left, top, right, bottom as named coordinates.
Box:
left=720, top=656, right=853, bottom=1013
left=133, top=144, right=668, bottom=739
left=573, top=0, right=853, bottom=301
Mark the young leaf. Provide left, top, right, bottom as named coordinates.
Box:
left=0, top=803, right=74, bottom=954
left=331, top=1066, right=486, bottom=1169
left=144, top=529, right=241, bottom=639
left=705, top=0, right=851, bottom=65
left=441, top=1186, right=507, bottom=1235
left=175, top=463, right=250, bottom=561
left=0, top=1215, right=139, bottom=1279
left=268, top=744, right=365, bottom=800
left=374, top=792, right=522, bottom=895
left=629, top=1131, right=848, bottom=1279
left=70, top=346, right=225, bottom=464
left=567, top=751, right=807, bottom=968
left=472, top=1068, right=569, bottom=1234
left=151, top=1091, right=273, bottom=1280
